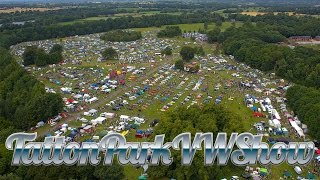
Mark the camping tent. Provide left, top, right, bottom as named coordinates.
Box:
left=283, top=171, right=292, bottom=178
left=138, top=175, right=147, bottom=180
left=271, top=109, right=281, bottom=120
left=120, top=115, right=130, bottom=121
left=307, top=172, right=316, bottom=179
left=105, top=113, right=115, bottom=118
left=294, top=166, right=302, bottom=174
left=95, top=117, right=106, bottom=124
left=88, top=109, right=98, bottom=116
left=260, top=168, right=268, bottom=176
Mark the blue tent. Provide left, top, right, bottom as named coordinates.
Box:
left=251, top=106, right=258, bottom=111
left=161, top=97, right=168, bottom=101
left=136, top=129, right=143, bottom=134
left=55, top=80, right=61, bottom=85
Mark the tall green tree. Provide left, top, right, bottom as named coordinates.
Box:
left=23, top=46, right=38, bottom=66
left=147, top=103, right=244, bottom=179
left=175, top=60, right=184, bottom=70
left=161, top=46, right=172, bottom=56
left=180, top=46, right=195, bottom=62
left=102, top=47, right=118, bottom=60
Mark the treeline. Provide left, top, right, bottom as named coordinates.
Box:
left=213, top=19, right=320, bottom=88
left=228, top=14, right=320, bottom=37
left=0, top=2, right=232, bottom=31
left=0, top=7, right=116, bottom=27
left=101, top=30, right=142, bottom=42
left=263, top=6, right=320, bottom=15
left=286, top=85, right=320, bottom=140
left=147, top=103, right=244, bottom=179
left=0, top=49, right=126, bottom=179
left=0, top=12, right=224, bottom=49
left=223, top=37, right=320, bottom=88
left=157, top=26, right=182, bottom=38
left=23, top=44, right=63, bottom=66
left=0, top=3, right=150, bottom=25
left=0, top=49, right=64, bottom=131
left=0, top=156, right=125, bottom=180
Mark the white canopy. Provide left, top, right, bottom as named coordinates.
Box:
left=271, top=109, right=281, bottom=120
left=88, top=109, right=98, bottom=114
left=95, top=117, right=106, bottom=124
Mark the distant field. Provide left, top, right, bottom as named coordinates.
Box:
left=58, top=11, right=182, bottom=26
left=240, top=11, right=297, bottom=16
left=0, top=7, right=61, bottom=13
left=241, top=11, right=268, bottom=16
left=164, top=22, right=243, bottom=32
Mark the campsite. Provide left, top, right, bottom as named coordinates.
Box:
left=9, top=23, right=318, bottom=179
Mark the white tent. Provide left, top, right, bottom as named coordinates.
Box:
left=80, top=118, right=88, bottom=122
left=265, top=98, right=271, bottom=105
left=294, top=166, right=302, bottom=174
left=92, top=136, right=99, bottom=140
left=120, top=115, right=130, bottom=121
left=95, top=117, right=106, bottom=124
left=88, top=109, right=97, bottom=114
left=88, top=97, right=98, bottom=104
left=85, top=109, right=97, bottom=116
left=271, top=109, right=281, bottom=120
left=260, top=102, right=266, bottom=112
left=290, top=121, right=305, bottom=137
left=297, top=129, right=305, bottom=138
left=105, top=113, right=115, bottom=118
left=91, top=119, right=98, bottom=124
left=271, top=119, right=281, bottom=128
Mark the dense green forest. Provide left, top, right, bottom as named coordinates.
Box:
left=157, top=26, right=182, bottom=38
left=228, top=14, right=320, bottom=37
left=213, top=15, right=320, bottom=88
left=147, top=103, right=244, bottom=179
left=101, top=30, right=142, bottom=42
left=286, top=85, right=320, bottom=141
left=23, top=44, right=63, bottom=66
left=0, top=49, right=63, bottom=131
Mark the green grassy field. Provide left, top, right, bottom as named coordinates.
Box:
left=163, top=22, right=242, bottom=32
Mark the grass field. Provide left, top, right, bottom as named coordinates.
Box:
left=0, top=7, right=61, bottom=13
left=240, top=11, right=297, bottom=16
left=163, top=22, right=242, bottom=32
left=58, top=11, right=182, bottom=26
